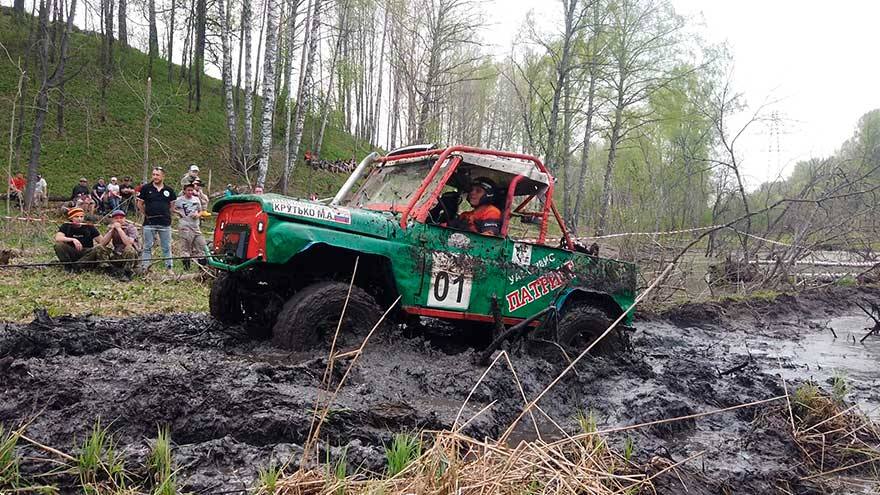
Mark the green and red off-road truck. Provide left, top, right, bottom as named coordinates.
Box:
left=207, top=145, right=637, bottom=352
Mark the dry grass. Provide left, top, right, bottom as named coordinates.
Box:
left=271, top=430, right=650, bottom=495
left=790, top=384, right=880, bottom=480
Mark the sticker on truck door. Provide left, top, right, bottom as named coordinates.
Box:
left=426, top=252, right=473, bottom=310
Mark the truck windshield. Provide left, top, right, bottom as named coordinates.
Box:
left=346, top=159, right=436, bottom=211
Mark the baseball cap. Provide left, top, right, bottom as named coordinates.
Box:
left=189, top=165, right=200, bottom=172
left=110, top=209, right=126, bottom=218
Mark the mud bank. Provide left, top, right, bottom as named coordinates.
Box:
left=2, top=287, right=880, bottom=493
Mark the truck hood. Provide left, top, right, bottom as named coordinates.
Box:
left=213, top=193, right=398, bottom=238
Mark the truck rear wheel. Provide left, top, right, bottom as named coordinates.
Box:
left=556, top=305, right=623, bottom=354
left=210, top=272, right=245, bottom=324
left=271, top=281, right=382, bottom=351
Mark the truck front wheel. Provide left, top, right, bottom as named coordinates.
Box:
left=556, top=305, right=624, bottom=354
left=210, top=272, right=245, bottom=324
left=272, top=281, right=382, bottom=351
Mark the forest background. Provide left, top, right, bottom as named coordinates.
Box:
left=1, top=0, right=879, bottom=281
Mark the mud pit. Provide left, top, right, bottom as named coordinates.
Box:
left=2, top=287, right=880, bottom=493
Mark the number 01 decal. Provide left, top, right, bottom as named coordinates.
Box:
left=426, top=252, right=473, bottom=310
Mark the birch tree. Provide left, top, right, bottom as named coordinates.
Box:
left=243, top=0, right=255, bottom=162
left=255, top=0, right=280, bottom=188
left=220, top=0, right=240, bottom=167
left=281, top=0, right=321, bottom=193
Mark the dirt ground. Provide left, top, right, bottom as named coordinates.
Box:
left=2, top=286, right=879, bottom=493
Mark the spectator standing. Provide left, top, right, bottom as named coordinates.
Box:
left=224, top=184, right=236, bottom=197
left=173, top=182, right=206, bottom=270
left=106, top=177, right=121, bottom=210
left=92, top=178, right=108, bottom=213
left=96, top=209, right=140, bottom=279
left=53, top=207, right=101, bottom=271
left=33, top=174, right=48, bottom=208
left=181, top=164, right=200, bottom=187
left=192, top=179, right=210, bottom=210
left=137, top=167, right=176, bottom=273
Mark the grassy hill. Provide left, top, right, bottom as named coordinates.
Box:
left=0, top=7, right=374, bottom=199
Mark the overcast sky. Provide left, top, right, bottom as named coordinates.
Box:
left=483, top=0, right=880, bottom=188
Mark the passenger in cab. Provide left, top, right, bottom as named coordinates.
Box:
left=450, top=177, right=502, bottom=236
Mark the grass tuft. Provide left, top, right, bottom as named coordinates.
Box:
left=0, top=425, right=21, bottom=488
left=384, top=433, right=421, bottom=478
left=256, top=461, right=281, bottom=495
left=76, top=418, right=126, bottom=492
left=148, top=426, right=175, bottom=495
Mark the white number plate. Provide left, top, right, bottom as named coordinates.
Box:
left=426, top=252, right=473, bottom=310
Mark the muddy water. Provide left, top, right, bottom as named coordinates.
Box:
left=1, top=287, right=879, bottom=493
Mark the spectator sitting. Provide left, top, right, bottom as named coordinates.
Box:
left=119, top=176, right=136, bottom=212
left=97, top=209, right=140, bottom=279
left=8, top=172, right=26, bottom=204
left=33, top=174, right=48, bottom=208
left=181, top=164, right=200, bottom=187
left=71, top=177, right=89, bottom=201
left=106, top=177, right=121, bottom=211
left=53, top=207, right=102, bottom=271
left=92, top=178, right=108, bottom=213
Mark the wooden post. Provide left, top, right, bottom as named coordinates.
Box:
left=207, top=168, right=212, bottom=195
left=143, top=76, right=151, bottom=184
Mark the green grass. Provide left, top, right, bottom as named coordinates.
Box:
left=0, top=209, right=209, bottom=321
left=0, top=425, right=21, bottom=489
left=256, top=461, right=281, bottom=495
left=77, top=418, right=126, bottom=491
left=149, top=426, right=175, bottom=495
left=384, top=433, right=421, bottom=478
left=0, top=8, right=373, bottom=201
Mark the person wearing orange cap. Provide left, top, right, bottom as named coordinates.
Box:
left=53, top=207, right=102, bottom=271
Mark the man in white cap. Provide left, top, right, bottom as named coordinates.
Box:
left=181, top=164, right=200, bottom=187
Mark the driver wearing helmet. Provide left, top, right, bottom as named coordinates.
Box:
left=452, top=177, right=502, bottom=236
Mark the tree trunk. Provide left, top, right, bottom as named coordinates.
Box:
left=148, top=0, right=158, bottom=78
left=194, top=0, right=206, bottom=111
left=315, top=0, right=347, bottom=158
left=571, top=63, right=597, bottom=235
left=25, top=0, right=77, bottom=210
left=99, top=0, right=114, bottom=123
left=544, top=0, right=577, bottom=174
left=143, top=77, right=152, bottom=183
left=220, top=0, right=240, bottom=168
left=371, top=2, right=389, bottom=146
left=597, top=99, right=623, bottom=236
left=255, top=0, right=280, bottom=187
left=280, top=0, right=298, bottom=187
left=167, top=0, right=175, bottom=82
left=281, top=0, right=320, bottom=193
left=560, top=78, right=572, bottom=224
left=242, top=0, right=254, bottom=162
left=117, top=0, right=127, bottom=45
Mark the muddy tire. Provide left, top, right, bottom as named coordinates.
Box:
left=271, top=281, right=382, bottom=351
left=556, top=305, right=623, bottom=354
left=210, top=272, right=245, bottom=324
